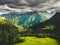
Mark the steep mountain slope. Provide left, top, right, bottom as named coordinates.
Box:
left=29, top=12, right=60, bottom=30
left=1, top=12, right=47, bottom=28
left=29, top=12, right=60, bottom=39
left=29, top=12, right=60, bottom=44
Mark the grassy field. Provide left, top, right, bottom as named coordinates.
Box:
left=14, top=36, right=58, bottom=45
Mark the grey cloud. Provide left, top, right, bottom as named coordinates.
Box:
left=0, top=0, right=52, bottom=6
left=0, top=0, right=60, bottom=12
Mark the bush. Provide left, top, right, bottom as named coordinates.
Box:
left=0, top=17, right=21, bottom=45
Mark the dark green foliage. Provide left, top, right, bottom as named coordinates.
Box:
left=29, top=12, right=60, bottom=37
left=29, top=12, right=60, bottom=45
left=0, top=17, right=20, bottom=45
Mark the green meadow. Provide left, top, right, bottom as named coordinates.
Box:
left=14, top=36, right=58, bottom=45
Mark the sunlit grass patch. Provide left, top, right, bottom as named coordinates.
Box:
left=14, top=36, right=58, bottom=45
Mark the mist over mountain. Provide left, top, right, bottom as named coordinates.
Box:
left=0, top=5, right=56, bottom=28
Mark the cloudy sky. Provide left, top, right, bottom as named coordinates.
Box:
left=0, top=0, right=60, bottom=12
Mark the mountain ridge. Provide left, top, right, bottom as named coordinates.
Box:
left=1, top=12, right=47, bottom=28
left=29, top=12, right=60, bottom=36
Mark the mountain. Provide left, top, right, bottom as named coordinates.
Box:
left=29, top=12, right=60, bottom=44
left=1, top=12, right=48, bottom=28
left=29, top=12, right=60, bottom=37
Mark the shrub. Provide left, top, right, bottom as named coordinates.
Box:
left=0, top=17, right=20, bottom=45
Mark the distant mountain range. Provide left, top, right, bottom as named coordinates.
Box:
left=0, top=9, right=56, bottom=28
left=1, top=12, right=48, bottom=28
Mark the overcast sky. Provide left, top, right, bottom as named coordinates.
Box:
left=0, top=0, right=60, bottom=12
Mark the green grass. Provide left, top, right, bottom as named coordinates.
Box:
left=14, top=36, right=58, bottom=45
